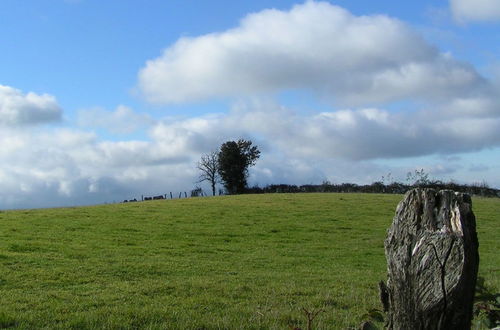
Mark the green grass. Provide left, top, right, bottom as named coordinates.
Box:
left=0, top=193, right=498, bottom=329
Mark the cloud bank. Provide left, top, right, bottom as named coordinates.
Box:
left=1, top=100, right=499, bottom=209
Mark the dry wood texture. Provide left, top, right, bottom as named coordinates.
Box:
left=383, top=189, right=479, bottom=329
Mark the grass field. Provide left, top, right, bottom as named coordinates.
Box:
left=0, top=193, right=498, bottom=329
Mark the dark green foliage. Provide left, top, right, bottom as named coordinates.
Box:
left=246, top=181, right=500, bottom=197
left=473, top=277, right=500, bottom=328
left=218, top=139, right=260, bottom=194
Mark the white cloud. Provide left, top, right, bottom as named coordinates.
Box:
left=2, top=2, right=500, bottom=209
left=77, top=105, right=154, bottom=134
left=126, top=99, right=500, bottom=164
left=229, top=103, right=500, bottom=160
left=135, top=0, right=500, bottom=163
left=450, top=0, right=500, bottom=23
left=1, top=99, right=499, bottom=209
left=0, top=85, right=62, bottom=125
left=138, top=1, right=482, bottom=106
left=441, top=96, right=500, bottom=117
left=0, top=125, right=194, bottom=209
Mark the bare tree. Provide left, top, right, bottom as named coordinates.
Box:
left=197, top=151, right=220, bottom=196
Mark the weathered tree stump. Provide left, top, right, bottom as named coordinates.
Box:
left=383, top=189, right=479, bottom=329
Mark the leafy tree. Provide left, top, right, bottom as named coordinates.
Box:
left=197, top=151, right=220, bottom=196
left=218, top=139, right=260, bottom=194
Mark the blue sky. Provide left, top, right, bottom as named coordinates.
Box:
left=1, top=0, right=499, bottom=208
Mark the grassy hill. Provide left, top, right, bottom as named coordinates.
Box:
left=0, top=193, right=498, bottom=329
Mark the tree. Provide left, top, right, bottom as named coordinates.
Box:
left=218, top=139, right=260, bottom=194
left=197, top=151, right=220, bottom=196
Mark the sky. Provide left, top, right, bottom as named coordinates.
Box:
left=1, top=0, right=499, bottom=209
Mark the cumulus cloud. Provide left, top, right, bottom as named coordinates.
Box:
left=0, top=85, right=62, bottom=125
left=0, top=124, right=194, bottom=209
left=138, top=1, right=482, bottom=106
left=77, top=105, right=154, bottom=134
left=133, top=0, right=500, bottom=190
left=1, top=99, right=500, bottom=209
left=450, top=0, right=500, bottom=23
left=2, top=2, right=499, bottom=209
left=440, top=96, right=500, bottom=117
left=120, top=98, right=500, bottom=163
left=225, top=102, right=500, bottom=160
left=135, top=0, right=500, bottom=160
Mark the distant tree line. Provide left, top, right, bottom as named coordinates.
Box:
left=197, top=146, right=499, bottom=198
left=245, top=180, right=499, bottom=198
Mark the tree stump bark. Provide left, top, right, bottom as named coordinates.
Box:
left=383, top=189, right=479, bottom=329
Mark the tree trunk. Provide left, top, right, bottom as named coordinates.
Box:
left=383, top=189, right=479, bottom=329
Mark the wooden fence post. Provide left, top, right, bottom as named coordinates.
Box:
left=383, top=188, right=479, bottom=329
